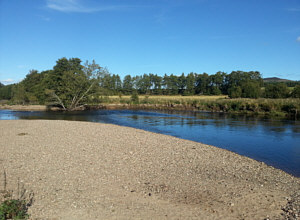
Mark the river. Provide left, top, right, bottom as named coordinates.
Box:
left=1, top=109, right=299, bottom=177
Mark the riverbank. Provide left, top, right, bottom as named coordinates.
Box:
left=0, top=120, right=299, bottom=219
left=0, top=104, right=47, bottom=111
left=1, top=96, right=299, bottom=119
left=100, top=96, right=300, bottom=119
left=0, top=104, right=61, bottom=111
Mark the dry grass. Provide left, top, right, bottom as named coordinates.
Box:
left=99, top=96, right=300, bottom=118
left=109, top=95, right=227, bottom=101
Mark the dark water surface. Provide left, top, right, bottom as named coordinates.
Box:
left=1, top=109, right=300, bottom=177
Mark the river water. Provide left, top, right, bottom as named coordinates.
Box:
left=1, top=109, right=299, bottom=177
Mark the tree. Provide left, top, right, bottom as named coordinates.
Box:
left=210, top=71, right=226, bottom=94
left=241, top=81, right=261, bottom=98
left=0, top=84, right=14, bottom=100
left=228, top=86, right=242, bottom=98
left=123, top=75, right=134, bottom=94
left=178, top=73, right=186, bottom=95
left=136, top=74, right=152, bottom=94
left=12, top=84, right=27, bottom=104
left=195, top=73, right=209, bottom=94
left=45, top=58, right=104, bottom=110
left=226, top=71, right=262, bottom=97
left=21, top=69, right=46, bottom=103
left=265, top=83, right=289, bottom=99
left=291, top=85, right=300, bottom=98
left=185, top=72, right=196, bottom=95
left=210, top=86, right=222, bottom=95
left=150, top=74, right=162, bottom=94
left=113, top=74, right=122, bottom=91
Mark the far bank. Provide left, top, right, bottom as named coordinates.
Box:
left=1, top=96, right=299, bottom=119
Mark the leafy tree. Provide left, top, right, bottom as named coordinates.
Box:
left=45, top=58, right=104, bottom=110
left=178, top=73, right=186, bottom=95
left=185, top=72, right=196, bottom=95
left=168, top=74, right=180, bottom=94
left=150, top=74, right=162, bottom=94
left=265, top=83, right=289, bottom=98
left=113, top=74, right=122, bottom=91
left=210, top=71, right=226, bottom=94
left=101, top=74, right=122, bottom=93
left=21, top=69, right=47, bottom=104
left=226, top=71, right=262, bottom=97
left=123, top=75, right=134, bottom=94
left=12, top=84, right=28, bottom=104
left=136, top=74, right=152, bottom=94
left=241, top=81, right=261, bottom=98
left=210, top=86, right=222, bottom=95
left=195, top=73, right=209, bottom=94
left=162, top=74, right=170, bottom=94
left=0, top=84, right=14, bottom=100
left=291, top=85, right=300, bottom=98
left=228, top=86, right=242, bottom=98
left=225, top=71, right=262, bottom=88
left=101, top=74, right=113, bottom=91
left=132, top=76, right=140, bottom=90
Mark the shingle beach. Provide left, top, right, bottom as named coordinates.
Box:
left=0, top=120, right=299, bottom=219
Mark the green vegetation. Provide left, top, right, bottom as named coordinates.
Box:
left=0, top=57, right=299, bottom=118
left=0, top=199, right=29, bottom=220
left=264, top=83, right=290, bottom=99
left=0, top=171, right=33, bottom=220
left=94, top=95, right=300, bottom=118
left=130, top=91, right=139, bottom=104
left=291, top=85, right=300, bottom=98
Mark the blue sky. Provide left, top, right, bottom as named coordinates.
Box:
left=0, top=0, right=300, bottom=84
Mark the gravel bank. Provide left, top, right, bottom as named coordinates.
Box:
left=0, top=105, right=47, bottom=111
left=0, top=120, right=299, bottom=219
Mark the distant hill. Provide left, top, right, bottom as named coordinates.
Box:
left=263, top=77, right=291, bottom=82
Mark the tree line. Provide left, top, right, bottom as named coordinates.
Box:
left=0, top=57, right=299, bottom=110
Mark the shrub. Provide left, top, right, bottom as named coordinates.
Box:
left=241, top=82, right=261, bottom=98
left=0, top=199, right=29, bottom=220
left=291, top=85, right=300, bottom=98
left=0, top=171, right=33, bottom=220
left=228, top=86, right=242, bottom=98
left=130, top=91, right=139, bottom=104
left=265, top=83, right=289, bottom=98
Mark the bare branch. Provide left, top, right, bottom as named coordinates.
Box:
left=50, top=91, right=66, bottom=110
left=73, top=81, right=96, bottom=109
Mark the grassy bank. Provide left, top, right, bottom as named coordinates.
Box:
left=95, top=95, right=300, bottom=119
left=1, top=95, right=299, bottom=119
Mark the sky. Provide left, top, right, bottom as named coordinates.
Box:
left=0, top=0, right=300, bottom=85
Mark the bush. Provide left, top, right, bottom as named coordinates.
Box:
left=265, top=83, right=289, bottom=98
left=241, top=82, right=261, bottom=98
left=291, top=85, right=300, bottom=98
left=0, top=171, right=33, bottom=220
left=130, top=91, right=139, bottom=104
left=230, top=101, right=242, bottom=111
left=210, top=87, right=221, bottom=95
left=0, top=199, right=29, bottom=220
left=228, top=86, right=242, bottom=98
left=281, top=103, right=297, bottom=114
